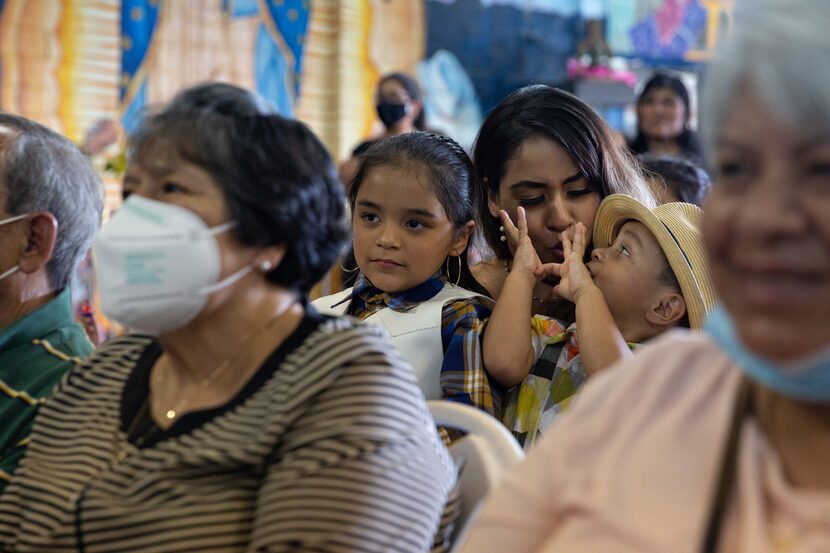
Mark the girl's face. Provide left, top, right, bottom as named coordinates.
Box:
left=638, top=86, right=687, bottom=141
left=704, top=84, right=830, bottom=361
left=489, top=136, right=600, bottom=265
left=352, top=164, right=473, bottom=293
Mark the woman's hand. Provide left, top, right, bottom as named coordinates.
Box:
left=544, top=223, right=597, bottom=303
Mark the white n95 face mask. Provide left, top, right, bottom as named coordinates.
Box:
left=92, top=195, right=253, bottom=336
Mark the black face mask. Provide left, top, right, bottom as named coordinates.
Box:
left=376, top=101, right=408, bottom=129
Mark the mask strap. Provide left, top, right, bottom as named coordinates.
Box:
left=0, top=213, right=29, bottom=227
left=189, top=221, right=237, bottom=242
left=196, top=264, right=254, bottom=296
left=0, top=214, right=28, bottom=283
left=207, top=221, right=236, bottom=236
left=0, top=265, right=19, bottom=282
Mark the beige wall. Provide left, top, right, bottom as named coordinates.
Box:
left=296, top=0, right=425, bottom=161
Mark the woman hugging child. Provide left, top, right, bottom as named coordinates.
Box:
left=314, top=132, right=501, bottom=430
left=485, top=194, right=718, bottom=447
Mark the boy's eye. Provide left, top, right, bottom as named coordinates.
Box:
left=360, top=212, right=379, bottom=223
left=518, top=196, right=544, bottom=207
left=405, top=219, right=426, bottom=230
left=618, top=245, right=630, bottom=257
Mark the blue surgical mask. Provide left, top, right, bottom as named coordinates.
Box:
left=705, top=306, right=830, bottom=402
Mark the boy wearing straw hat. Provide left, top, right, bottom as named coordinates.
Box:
left=485, top=194, right=717, bottom=448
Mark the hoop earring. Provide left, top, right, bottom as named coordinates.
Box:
left=445, top=255, right=462, bottom=287
left=339, top=258, right=359, bottom=273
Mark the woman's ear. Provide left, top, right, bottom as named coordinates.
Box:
left=254, top=244, right=287, bottom=275
left=646, top=292, right=687, bottom=328
left=450, top=221, right=476, bottom=256
left=487, top=184, right=501, bottom=219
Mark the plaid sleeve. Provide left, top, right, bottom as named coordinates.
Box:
left=439, top=297, right=503, bottom=421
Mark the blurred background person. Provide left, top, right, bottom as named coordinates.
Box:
left=640, top=153, right=712, bottom=206
left=339, top=71, right=426, bottom=187
left=628, top=71, right=703, bottom=165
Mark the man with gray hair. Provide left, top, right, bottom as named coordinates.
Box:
left=0, top=113, right=102, bottom=490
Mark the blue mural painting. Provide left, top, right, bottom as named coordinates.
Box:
left=627, top=0, right=707, bottom=62
left=121, top=0, right=309, bottom=133
left=121, top=0, right=159, bottom=134
left=255, top=0, right=310, bottom=116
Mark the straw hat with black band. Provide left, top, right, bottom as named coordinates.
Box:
left=592, top=194, right=719, bottom=330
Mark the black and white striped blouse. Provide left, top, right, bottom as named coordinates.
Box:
left=0, top=313, right=457, bottom=552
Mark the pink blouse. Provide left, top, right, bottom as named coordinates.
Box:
left=460, top=330, right=830, bottom=553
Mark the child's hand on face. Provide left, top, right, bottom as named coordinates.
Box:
left=499, top=208, right=541, bottom=282
left=546, top=223, right=598, bottom=303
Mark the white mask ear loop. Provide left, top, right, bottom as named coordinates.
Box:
left=196, top=264, right=254, bottom=296
left=0, top=213, right=29, bottom=283
left=0, top=213, right=30, bottom=227
left=187, top=220, right=237, bottom=241
left=0, top=265, right=19, bottom=282
left=192, top=219, right=254, bottom=295
left=205, top=220, right=236, bottom=237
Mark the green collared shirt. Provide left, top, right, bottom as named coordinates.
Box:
left=0, top=288, right=92, bottom=490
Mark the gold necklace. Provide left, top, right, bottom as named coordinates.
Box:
left=155, top=303, right=297, bottom=422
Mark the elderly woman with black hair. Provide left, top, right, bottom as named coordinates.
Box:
left=0, top=83, right=457, bottom=553
left=460, top=0, right=830, bottom=551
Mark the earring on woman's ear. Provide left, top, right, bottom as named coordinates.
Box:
left=499, top=225, right=507, bottom=242
left=445, top=255, right=462, bottom=287
left=339, top=258, right=359, bottom=273
left=260, top=260, right=273, bottom=272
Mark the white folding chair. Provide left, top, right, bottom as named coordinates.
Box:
left=427, top=400, right=525, bottom=552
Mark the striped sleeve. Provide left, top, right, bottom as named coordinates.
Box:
left=0, top=323, right=457, bottom=553
left=250, top=322, right=456, bottom=552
